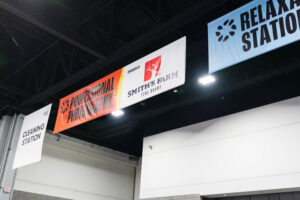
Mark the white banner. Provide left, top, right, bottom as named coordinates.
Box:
left=120, top=36, right=186, bottom=108
left=13, top=104, right=52, bottom=169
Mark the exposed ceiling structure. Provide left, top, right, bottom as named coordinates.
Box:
left=0, top=0, right=299, bottom=156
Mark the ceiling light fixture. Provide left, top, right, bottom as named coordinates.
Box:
left=111, top=110, right=124, bottom=117
left=198, top=75, right=216, bottom=85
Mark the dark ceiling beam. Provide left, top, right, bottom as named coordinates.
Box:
left=64, top=49, right=91, bottom=65
left=156, top=0, right=166, bottom=24
left=68, top=48, right=76, bottom=75
left=109, top=0, right=121, bottom=53
left=0, top=84, right=31, bottom=97
left=93, top=24, right=132, bottom=47
left=0, top=90, right=19, bottom=105
left=89, top=23, right=143, bottom=58
left=3, top=41, right=60, bottom=82
left=40, top=50, right=59, bottom=90
left=128, top=0, right=156, bottom=24
left=72, top=0, right=114, bottom=31
left=22, top=0, right=231, bottom=107
left=46, top=58, right=59, bottom=88
left=1, top=15, right=54, bottom=45
left=0, top=0, right=113, bottom=82
left=33, top=71, right=41, bottom=93
left=0, top=16, right=27, bottom=58
left=56, top=44, right=71, bottom=77
left=0, top=2, right=105, bottom=60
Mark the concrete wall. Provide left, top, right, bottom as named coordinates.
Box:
left=13, top=133, right=137, bottom=200
left=140, top=96, right=300, bottom=199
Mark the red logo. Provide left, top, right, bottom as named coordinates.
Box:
left=144, top=56, right=161, bottom=82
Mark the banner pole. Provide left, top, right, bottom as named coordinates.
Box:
left=0, top=114, right=17, bottom=185
left=0, top=114, right=24, bottom=200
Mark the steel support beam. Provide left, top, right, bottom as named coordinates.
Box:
left=0, top=85, right=31, bottom=97
left=128, top=0, right=156, bottom=24
left=0, top=2, right=105, bottom=59
left=56, top=45, right=71, bottom=78
left=109, top=0, right=121, bottom=52
left=1, top=15, right=54, bottom=45
left=0, top=0, right=114, bottom=82
left=22, top=0, right=231, bottom=107
left=0, top=114, right=24, bottom=200
left=40, top=50, right=59, bottom=90
left=156, top=0, right=167, bottom=24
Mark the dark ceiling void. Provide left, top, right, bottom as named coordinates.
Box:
left=0, top=0, right=299, bottom=156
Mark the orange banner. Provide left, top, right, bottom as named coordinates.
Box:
left=53, top=68, right=124, bottom=134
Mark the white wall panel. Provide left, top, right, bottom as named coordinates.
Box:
left=14, top=137, right=136, bottom=200
left=141, top=97, right=300, bottom=199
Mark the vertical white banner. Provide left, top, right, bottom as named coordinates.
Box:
left=13, top=104, right=52, bottom=169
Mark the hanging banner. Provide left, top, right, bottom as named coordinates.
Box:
left=208, top=0, right=300, bottom=73
left=119, top=36, right=186, bottom=108
left=54, top=69, right=124, bottom=133
left=54, top=36, right=186, bottom=133
left=13, top=104, right=52, bottom=169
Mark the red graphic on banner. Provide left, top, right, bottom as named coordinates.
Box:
left=144, top=56, right=161, bottom=82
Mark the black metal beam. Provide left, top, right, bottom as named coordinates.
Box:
left=0, top=84, right=31, bottom=97
left=87, top=22, right=143, bottom=58
left=128, top=0, right=156, bottom=24
left=0, top=2, right=106, bottom=59
left=0, top=90, right=19, bottom=105
left=3, top=41, right=60, bottom=82
left=68, top=48, right=76, bottom=75
left=72, top=0, right=114, bottom=30
left=0, top=0, right=114, bottom=82
left=156, top=0, right=166, bottom=24
left=0, top=17, right=25, bottom=55
left=109, top=0, right=121, bottom=53
left=46, top=58, right=59, bottom=88
left=40, top=49, right=59, bottom=90
left=22, top=0, right=231, bottom=107
left=56, top=44, right=70, bottom=77
left=1, top=14, right=54, bottom=45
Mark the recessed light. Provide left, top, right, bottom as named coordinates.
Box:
left=198, top=75, right=216, bottom=85
left=111, top=110, right=124, bottom=117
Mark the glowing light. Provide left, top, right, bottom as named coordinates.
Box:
left=111, top=110, right=124, bottom=117
left=198, top=75, right=216, bottom=85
